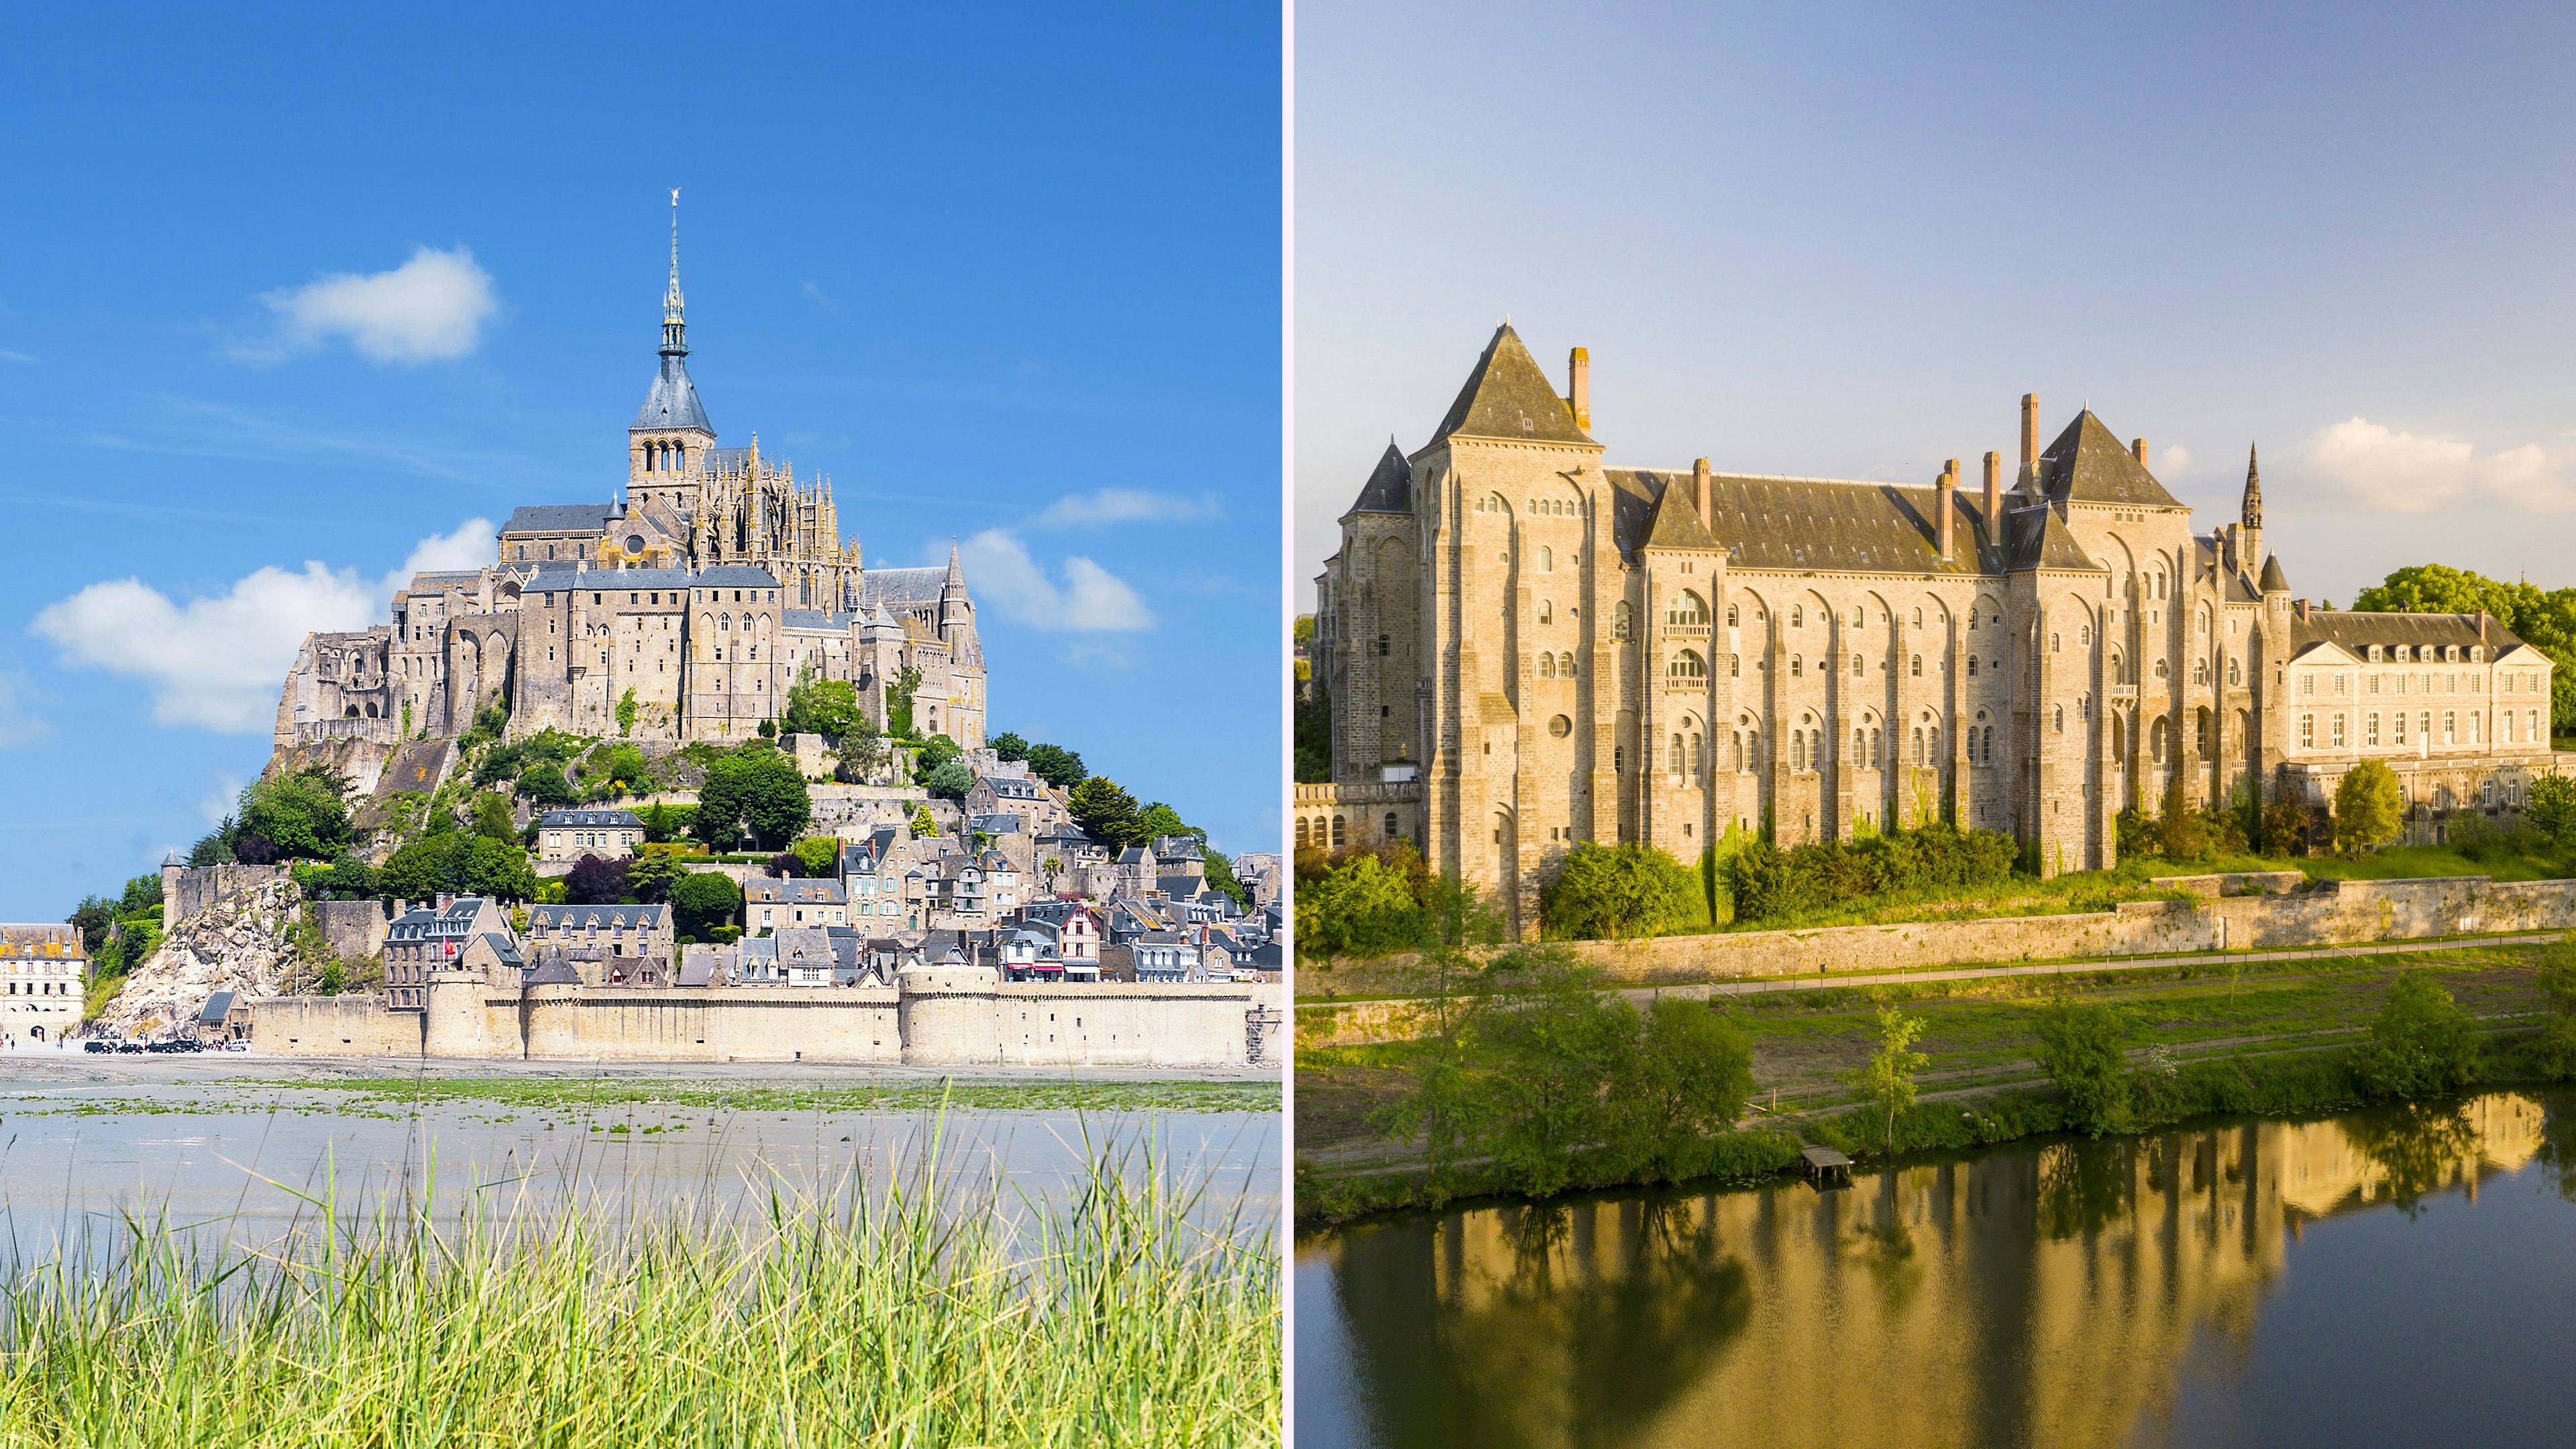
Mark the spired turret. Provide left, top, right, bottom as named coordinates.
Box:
left=629, top=191, right=716, bottom=513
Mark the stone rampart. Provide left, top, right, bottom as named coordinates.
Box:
left=159, top=863, right=292, bottom=928
left=1297, top=875, right=2576, bottom=1047
left=312, top=899, right=390, bottom=960
left=250, top=977, right=1280, bottom=1067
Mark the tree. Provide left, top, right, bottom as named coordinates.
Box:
left=923, top=759, right=973, bottom=800
left=1202, top=847, right=1248, bottom=910
left=670, top=871, right=742, bottom=938
left=461, top=836, right=535, bottom=902
left=790, top=837, right=841, bottom=878
left=1628, top=1000, right=1757, bottom=1179
left=1540, top=842, right=1697, bottom=941
left=909, top=804, right=938, bottom=838
left=2353, top=562, right=2576, bottom=733
left=186, top=817, right=239, bottom=867
left=832, top=715, right=886, bottom=783
left=520, top=765, right=578, bottom=808
left=2534, top=936, right=2576, bottom=1079
left=470, top=792, right=518, bottom=842
left=239, top=769, right=352, bottom=862
left=2527, top=774, right=2576, bottom=851
left=379, top=835, right=465, bottom=900
left=1132, top=802, right=1192, bottom=845
left=2156, top=779, right=2208, bottom=861
left=639, top=802, right=698, bottom=844
left=563, top=854, right=631, bottom=906
left=625, top=851, right=691, bottom=904
left=1847, top=1006, right=1931, bottom=1155
left=698, top=750, right=812, bottom=851
left=2354, top=971, right=2481, bottom=1099
left=990, top=731, right=1028, bottom=762
left=588, top=743, right=654, bottom=800
left=1024, top=743, right=1086, bottom=790
left=1069, top=775, right=1142, bottom=846
left=916, top=733, right=962, bottom=772
left=783, top=669, right=862, bottom=741
left=2333, top=760, right=2406, bottom=855
left=1295, top=851, right=1425, bottom=959
left=886, top=665, right=924, bottom=739
left=2031, top=1002, right=2134, bottom=1136
left=301, top=855, right=379, bottom=901
left=2261, top=793, right=2312, bottom=857
left=615, top=688, right=639, bottom=737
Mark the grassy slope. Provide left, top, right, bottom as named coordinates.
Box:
left=1295, top=941, right=2551, bottom=1163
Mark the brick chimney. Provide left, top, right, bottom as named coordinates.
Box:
left=2295, top=599, right=2310, bottom=623
left=2133, top=437, right=2149, bottom=467
left=1568, top=347, right=1591, bottom=431
left=1937, top=461, right=1956, bottom=561
left=2021, top=393, right=2039, bottom=464
left=1982, top=450, right=2002, bottom=531
left=1693, top=457, right=1712, bottom=527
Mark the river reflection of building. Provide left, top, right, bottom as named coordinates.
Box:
left=1318, top=1093, right=2552, bottom=1449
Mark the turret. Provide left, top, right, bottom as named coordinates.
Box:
left=2239, top=443, right=2265, bottom=581
left=629, top=191, right=716, bottom=510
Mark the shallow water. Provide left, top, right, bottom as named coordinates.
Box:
left=1296, top=1089, right=2576, bottom=1448
left=0, top=1073, right=1279, bottom=1257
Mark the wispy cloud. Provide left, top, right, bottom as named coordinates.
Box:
left=30, top=519, right=494, bottom=734
left=198, top=774, right=243, bottom=826
left=800, top=280, right=840, bottom=312
left=78, top=394, right=533, bottom=484
left=0, top=348, right=36, bottom=365
left=955, top=529, right=1155, bottom=633
left=0, top=669, right=52, bottom=748
left=2153, top=443, right=2192, bottom=479
left=2300, top=416, right=2576, bottom=513
left=1032, top=488, right=1220, bottom=529
left=242, top=246, right=499, bottom=364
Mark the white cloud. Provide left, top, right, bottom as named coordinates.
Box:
left=1032, top=488, right=1218, bottom=528
left=2153, top=444, right=2192, bottom=479
left=198, top=775, right=243, bottom=826
left=259, top=246, right=498, bottom=362
left=0, top=669, right=51, bottom=747
left=957, top=529, right=1156, bottom=633
left=2300, top=417, right=2576, bottom=513
left=28, top=519, right=494, bottom=734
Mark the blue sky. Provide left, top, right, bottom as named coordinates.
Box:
left=1296, top=1, right=2576, bottom=608
left=0, top=3, right=1281, bottom=919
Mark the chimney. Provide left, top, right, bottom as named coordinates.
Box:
left=2133, top=437, right=2149, bottom=467
left=1568, top=347, right=1591, bottom=431
left=1693, top=457, right=1713, bottom=527
left=1982, top=450, right=2002, bottom=530
left=1936, top=463, right=1956, bottom=561
left=2021, top=393, right=2039, bottom=464
left=2295, top=599, right=2310, bottom=623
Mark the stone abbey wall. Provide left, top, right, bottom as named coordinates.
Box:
left=249, top=973, right=1281, bottom=1067
left=1296, top=873, right=2576, bottom=1048
left=159, top=863, right=292, bottom=928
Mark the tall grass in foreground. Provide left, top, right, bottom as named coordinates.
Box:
left=0, top=1141, right=1279, bottom=1448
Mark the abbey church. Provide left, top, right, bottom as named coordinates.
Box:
left=272, top=214, right=986, bottom=761
left=1307, top=325, right=2559, bottom=924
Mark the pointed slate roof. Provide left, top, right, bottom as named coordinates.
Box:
left=2037, top=411, right=2181, bottom=509
left=2004, top=505, right=2103, bottom=572
left=1431, top=325, right=1593, bottom=445
left=2259, top=553, right=2290, bottom=593
left=1345, top=441, right=1413, bottom=515
left=633, top=354, right=712, bottom=433
left=1642, top=480, right=1722, bottom=551
left=2241, top=443, right=2263, bottom=528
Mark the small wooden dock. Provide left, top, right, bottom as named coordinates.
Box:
left=1799, top=1145, right=1854, bottom=1189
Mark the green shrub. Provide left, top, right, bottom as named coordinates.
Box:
left=2353, top=971, right=2481, bottom=1099
left=1539, top=842, right=1701, bottom=940
left=1726, top=821, right=2017, bottom=924
left=2030, top=1001, right=2133, bottom=1135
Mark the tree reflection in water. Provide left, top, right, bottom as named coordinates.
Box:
left=2532, top=1096, right=2576, bottom=1203
left=2037, top=1136, right=2136, bottom=1241
left=2340, top=1102, right=2483, bottom=1217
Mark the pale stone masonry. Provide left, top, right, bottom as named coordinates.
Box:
left=1309, top=324, right=2562, bottom=929
left=272, top=217, right=986, bottom=761
left=0, top=924, right=87, bottom=1044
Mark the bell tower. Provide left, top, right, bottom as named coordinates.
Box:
left=628, top=190, right=716, bottom=520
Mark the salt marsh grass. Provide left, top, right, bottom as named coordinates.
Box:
left=0, top=1125, right=1280, bottom=1447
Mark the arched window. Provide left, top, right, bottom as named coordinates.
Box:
left=1913, top=608, right=1923, bottom=627
left=1332, top=815, right=1347, bottom=846
left=2053, top=705, right=2065, bottom=733
left=2155, top=657, right=2169, bottom=680
left=1968, top=655, right=1979, bottom=677
left=1792, top=604, right=1804, bottom=628
left=1851, top=653, right=1864, bottom=677
left=2080, top=624, right=2092, bottom=647
left=1790, top=654, right=1803, bottom=677
left=2151, top=715, right=2169, bottom=761
left=1690, top=733, right=1703, bottom=774
left=2229, top=657, right=2242, bottom=687
left=2194, top=657, right=2209, bottom=685
left=1667, top=650, right=1707, bottom=682
left=1730, top=654, right=1741, bottom=678
left=1560, top=652, right=1576, bottom=676
left=2051, top=633, right=2061, bottom=653
left=1727, top=603, right=1740, bottom=627
left=1911, top=726, right=1925, bottom=764
left=1666, top=592, right=1709, bottom=626
left=1377, top=633, right=1390, bottom=656
left=1539, top=653, right=1556, bottom=679
left=1872, top=727, right=1883, bottom=767
left=1909, top=654, right=1923, bottom=678
left=1670, top=733, right=1684, bottom=774
left=1614, top=602, right=1632, bottom=639
left=1539, top=546, right=1554, bottom=572
left=1385, top=812, right=1401, bottom=838
left=1792, top=731, right=1807, bottom=771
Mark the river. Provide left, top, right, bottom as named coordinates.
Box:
left=1295, top=1089, right=2576, bottom=1448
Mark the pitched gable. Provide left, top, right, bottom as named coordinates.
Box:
left=1431, top=325, right=1594, bottom=445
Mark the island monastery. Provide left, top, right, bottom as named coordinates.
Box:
left=1307, top=324, right=2560, bottom=922
left=273, top=213, right=985, bottom=756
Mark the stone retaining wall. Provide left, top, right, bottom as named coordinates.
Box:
left=1296, top=875, right=2576, bottom=1049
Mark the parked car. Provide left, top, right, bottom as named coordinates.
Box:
left=83, top=1040, right=110, bottom=1054
left=223, top=1041, right=250, bottom=1053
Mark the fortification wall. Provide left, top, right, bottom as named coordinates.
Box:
left=253, top=996, right=421, bottom=1056
left=159, top=863, right=292, bottom=928
left=1297, top=875, right=2576, bottom=1047
left=991, top=982, right=1263, bottom=1067
left=312, top=900, right=390, bottom=961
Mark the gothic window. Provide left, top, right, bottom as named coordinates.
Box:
left=1670, top=734, right=1684, bottom=774
left=1730, top=654, right=1741, bottom=678
left=1667, top=650, right=1707, bottom=682
left=1560, top=652, right=1576, bottom=676
left=1853, top=727, right=1866, bottom=763
left=2051, top=633, right=2061, bottom=653
left=2194, top=658, right=2208, bottom=685
left=1690, top=733, right=1703, bottom=774
left=1909, top=655, right=1922, bottom=678
left=1913, top=608, right=1923, bottom=627
left=1851, top=653, right=1864, bottom=677
left=1792, top=731, right=1807, bottom=771
left=1911, top=726, right=1925, bottom=763
left=1540, top=547, right=1554, bottom=572
left=1968, top=655, right=1978, bottom=677
left=2080, top=625, right=2092, bottom=648
left=2155, top=658, right=2169, bottom=680
left=1615, top=602, right=1633, bottom=639
left=1872, top=727, right=1883, bottom=767
left=1727, top=603, right=1739, bottom=627
left=2053, top=705, right=2064, bottom=734
left=2229, top=658, right=2243, bottom=686
left=1540, top=600, right=1553, bottom=625
left=1377, top=634, right=1390, bottom=656
left=1332, top=815, right=1346, bottom=846
left=1666, top=592, right=1709, bottom=626
left=1539, top=653, right=1556, bottom=679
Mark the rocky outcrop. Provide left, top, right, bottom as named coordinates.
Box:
left=101, top=876, right=317, bottom=1037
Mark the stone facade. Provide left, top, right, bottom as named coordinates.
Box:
left=0, top=924, right=87, bottom=1044
left=1311, top=325, right=2563, bottom=928
left=271, top=223, right=986, bottom=761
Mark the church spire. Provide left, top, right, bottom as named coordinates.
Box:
left=2241, top=441, right=2263, bottom=529
left=944, top=538, right=965, bottom=588
left=661, top=189, right=688, bottom=358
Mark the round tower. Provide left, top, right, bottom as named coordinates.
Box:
left=897, top=957, right=1000, bottom=1066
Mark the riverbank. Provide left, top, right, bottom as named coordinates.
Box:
left=1295, top=939, right=2568, bottom=1224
